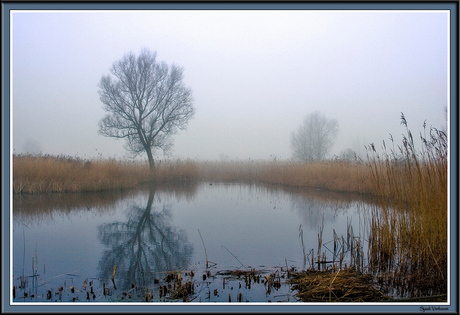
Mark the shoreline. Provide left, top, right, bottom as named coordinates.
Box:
left=12, top=154, right=373, bottom=196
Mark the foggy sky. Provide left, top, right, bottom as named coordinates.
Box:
left=11, top=8, right=449, bottom=161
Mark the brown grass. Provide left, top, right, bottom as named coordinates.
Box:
left=366, top=114, right=448, bottom=297
left=13, top=154, right=373, bottom=195
left=197, top=159, right=373, bottom=194
left=288, top=267, right=387, bottom=302
left=12, top=154, right=199, bottom=194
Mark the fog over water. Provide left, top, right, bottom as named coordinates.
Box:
left=11, top=8, right=449, bottom=161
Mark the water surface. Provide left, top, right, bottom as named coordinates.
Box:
left=12, top=182, right=372, bottom=302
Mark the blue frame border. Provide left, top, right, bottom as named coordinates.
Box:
left=2, top=1, right=458, bottom=314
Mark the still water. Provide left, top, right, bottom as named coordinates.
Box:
left=12, top=182, right=372, bottom=303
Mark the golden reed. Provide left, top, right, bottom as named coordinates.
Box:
left=366, top=114, right=448, bottom=297
left=13, top=155, right=372, bottom=195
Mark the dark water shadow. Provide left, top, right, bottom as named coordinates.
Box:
left=97, top=185, right=194, bottom=294
left=12, top=181, right=200, bottom=223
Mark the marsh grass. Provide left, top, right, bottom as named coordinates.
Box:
left=197, top=159, right=372, bottom=194
left=366, top=114, right=448, bottom=297
left=13, top=154, right=199, bottom=194
left=13, top=154, right=372, bottom=195
left=13, top=154, right=145, bottom=193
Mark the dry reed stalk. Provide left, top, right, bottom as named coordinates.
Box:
left=299, top=225, right=307, bottom=269
left=366, top=114, right=447, bottom=297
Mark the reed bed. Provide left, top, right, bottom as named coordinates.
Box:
left=12, top=154, right=199, bottom=194
left=197, top=159, right=372, bottom=194
left=13, top=154, right=373, bottom=195
left=366, top=114, right=448, bottom=297
left=300, top=219, right=366, bottom=274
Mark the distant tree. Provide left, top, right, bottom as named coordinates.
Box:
left=338, top=148, right=359, bottom=161
left=290, top=111, right=338, bottom=161
left=98, top=48, right=195, bottom=170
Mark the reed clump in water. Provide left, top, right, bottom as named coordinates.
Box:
left=164, top=271, right=195, bottom=302
left=366, top=114, right=448, bottom=297
left=288, top=267, right=387, bottom=302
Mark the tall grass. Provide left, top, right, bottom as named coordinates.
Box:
left=366, top=114, right=448, bottom=297
left=12, top=154, right=199, bottom=194
left=197, top=159, right=372, bottom=194
left=13, top=154, right=373, bottom=195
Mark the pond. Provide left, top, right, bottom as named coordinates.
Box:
left=11, top=182, right=374, bottom=303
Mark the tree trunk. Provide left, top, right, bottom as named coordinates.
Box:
left=146, top=148, right=155, bottom=171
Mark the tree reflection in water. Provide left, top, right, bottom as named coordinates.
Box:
left=97, top=185, right=193, bottom=291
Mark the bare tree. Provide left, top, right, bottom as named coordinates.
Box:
left=338, top=148, right=360, bottom=161
left=291, top=111, right=339, bottom=161
left=98, top=48, right=195, bottom=170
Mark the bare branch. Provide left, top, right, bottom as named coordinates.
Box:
left=98, top=48, right=194, bottom=169
left=291, top=111, right=339, bottom=161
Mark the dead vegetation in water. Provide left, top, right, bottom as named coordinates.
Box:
left=160, top=271, right=195, bottom=302
left=288, top=267, right=387, bottom=302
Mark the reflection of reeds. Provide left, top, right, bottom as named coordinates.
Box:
left=366, top=114, right=448, bottom=297
left=13, top=182, right=200, bottom=223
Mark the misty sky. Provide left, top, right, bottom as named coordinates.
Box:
left=11, top=9, right=449, bottom=161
